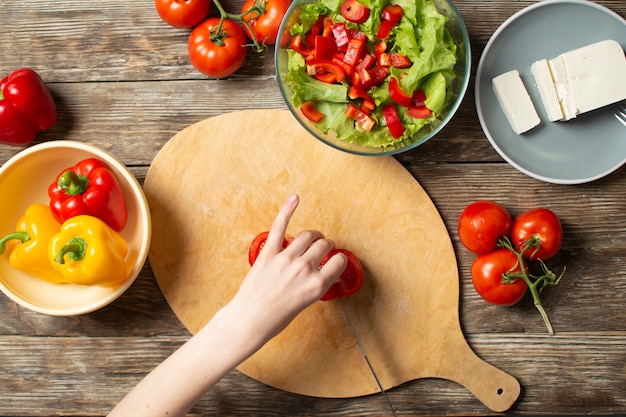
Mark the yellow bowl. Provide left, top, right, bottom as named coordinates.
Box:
left=0, top=141, right=151, bottom=316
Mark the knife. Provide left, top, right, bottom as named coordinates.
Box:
left=336, top=298, right=398, bottom=417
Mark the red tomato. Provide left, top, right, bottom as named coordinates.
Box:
left=188, top=18, right=248, bottom=78
left=340, top=0, right=371, bottom=23
left=471, top=249, right=528, bottom=306
left=511, top=208, right=563, bottom=260
left=319, top=249, right=364, bottom=301
left=241, top=0, right=292, bottom=45
left=248, top=231, right=291, bottom=266
left=154, top=0, right=210, bottom=29
left=458, top=200, right=512, bottom=254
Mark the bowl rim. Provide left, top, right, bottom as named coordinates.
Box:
left=0, top=140, right=151, bottom=316
left=274, top=0, right=472, bottom=156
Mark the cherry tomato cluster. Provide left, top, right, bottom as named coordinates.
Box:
left=154, top=0, right=291, bottom=78
left=248, top=231, right=364, bottom=301
left=458, top=200, right=565, bottom=335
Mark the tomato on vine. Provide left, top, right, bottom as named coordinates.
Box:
left=155, top=0, right=211, bottom=29
left=471, top=249, right=528, bottom=306
left=458, top=200, right=512, bottom=255
left=511, top=208, right=563, bottom=261
left=188, top=18, right=248, bottom=78
left=241, top=0, right=292, bottom=46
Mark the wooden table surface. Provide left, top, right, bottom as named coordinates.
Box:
left=1, top=0, right=625, bottom=416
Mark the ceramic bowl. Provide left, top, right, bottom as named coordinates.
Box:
left=0, top=141, right=151, bottom=316
left=275, top=0, right=471, bottom=155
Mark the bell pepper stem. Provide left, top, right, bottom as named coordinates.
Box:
left=57, top=170, right=89, bottom=196
left=54, top=237, right=87, bottom=264
left=0, top=232, right=30, bottom=254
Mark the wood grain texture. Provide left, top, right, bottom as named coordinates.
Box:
left=0, top=0, right=625, bottom=416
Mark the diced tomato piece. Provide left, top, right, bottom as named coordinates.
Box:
left=382, top=104, right=405, bottom=138
left=412, top=89, right=427, bottom=107
left=348, top=85, right=373, bottom=101
left=343, top=38, right=366, bottom=67
left=331, top=23, right=351, bottom=51
left=382, top=4, right=404, bottom=21
left=389, top=77, right=412, bottom=107
left=290, top=35, right=314, bottom=57
left=307, top=60, right=346, bottom=83
left=377, top=19, right=397, bottom=40
left=408, top=105, right=432, bottom=119
left=361, top=99, right=376, bottom=114
left=355, top=54, right=375, bottom=71
left=340, top=0, right=371, bottom=24
left=390, top=53, right=411, bottom=69
left=346, top=104, right=376, bottom=131
left=301, top=101, right=325, bottom=123
left=315, top=36, right=338, bottom=61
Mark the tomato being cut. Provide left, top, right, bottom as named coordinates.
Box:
left=248, top=231, right=291, bottom=266
left=458, top=200, right=512, bottom=255
left=471, top=249, right=528, bottom=306
left=188, top=18, right=248, bottom=78
left=241, top=0, right=292, bottom=45
left=319, top=248, right=364, bottom=301
left=511, top=208, right=563, bottom=260
left=155, top=0, right=211, bottom=28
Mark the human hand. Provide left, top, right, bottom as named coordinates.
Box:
left=228, top=194, right=347, bottom=345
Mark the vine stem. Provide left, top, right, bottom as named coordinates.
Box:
left=210, top=0, right=267, bottom=53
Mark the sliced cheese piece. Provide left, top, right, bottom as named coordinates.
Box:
left=561, top=39, right=626, bottom=116
left=531, top=59, right=563, bottom=122
left=548, top=56, right=577, bottom=121
left=492, top=70, right=541, bottom=134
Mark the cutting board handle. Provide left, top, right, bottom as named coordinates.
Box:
left=442, top=342, right=521, bottom=412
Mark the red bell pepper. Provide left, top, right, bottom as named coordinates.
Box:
left=300, top=101, right=325, bottom=123
left=0, top=68, right=57, bottom=146
left=382, top=104, right=405, bottom=139
left=48, top=158, right=128, bottom=232
left=389, top=77, right=413, bottom=107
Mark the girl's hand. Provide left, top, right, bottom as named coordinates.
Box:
left=229, top=194, right=347, bottom=343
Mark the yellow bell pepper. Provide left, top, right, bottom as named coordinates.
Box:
left=0, top=203, right=65, bottom=284
left=49, top=215, right=129, bottom=287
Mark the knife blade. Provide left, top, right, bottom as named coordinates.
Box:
left=337, top=298, right=398, bottom=417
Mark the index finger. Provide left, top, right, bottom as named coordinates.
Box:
left=264, top=194, right=299, bottom=253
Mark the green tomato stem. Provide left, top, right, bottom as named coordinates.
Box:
left=500, top=237, right=557, bottom=336
left=210, top=0, right=267, bottom=53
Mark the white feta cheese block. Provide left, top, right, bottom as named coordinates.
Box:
left=548, top=56, right=577, bottom=121
left=560, top=39, right=626, bottom=117
left=531, top=59, right=564, bottom=122
left=492, top=70, right=541, bottom=134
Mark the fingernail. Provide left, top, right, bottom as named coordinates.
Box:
left=287, top=194, right=298, bottom=206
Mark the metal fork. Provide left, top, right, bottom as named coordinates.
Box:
left=615, top=101, right=626, bottom=127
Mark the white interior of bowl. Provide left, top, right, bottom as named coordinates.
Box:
left=0, top=141, right=151, bottom=316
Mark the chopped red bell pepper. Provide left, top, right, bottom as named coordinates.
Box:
left=382, top=4, right=404, bottom=21
left=300, top=101, right=325, bottom=122
left=412, top=89, right=427, bottom=107
left=343, top=38, right=366, bottom=67
left=290, top=35, right=314, bottom=57
left=348, top=85, right=373, bottom=102
left=389, top=77, right=413, bottom=107
left=331, top=23, right=351, bottom=51
left=377, top=19, right=397, bottom=40
left=390, top=53, right=411, bottom=69
left=315, top=36, right=338, bottom=61
left=408, top=105, right=432, bottom=119
left=340, top=0, right=371, bottom=23
left=346, top=104, right=375, bottom=131
left=48, top=158, right=128, bottom=232
left=364, top=65, right=389, bottom=89
left=382, top=104, right=405, bottom=139
left=307, top=61, right=346, bottom=83
left=355, top=54, right=376, bottom=72
left=0, top=68, right=57, bottom=146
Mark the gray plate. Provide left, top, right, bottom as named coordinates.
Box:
left=475, top=0, right=626, bottom=184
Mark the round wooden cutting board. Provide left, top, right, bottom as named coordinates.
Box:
left=144, top=109, right=520, bottom=412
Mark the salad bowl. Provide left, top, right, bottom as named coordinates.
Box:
left=275, top=0, right=471, bottom=156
